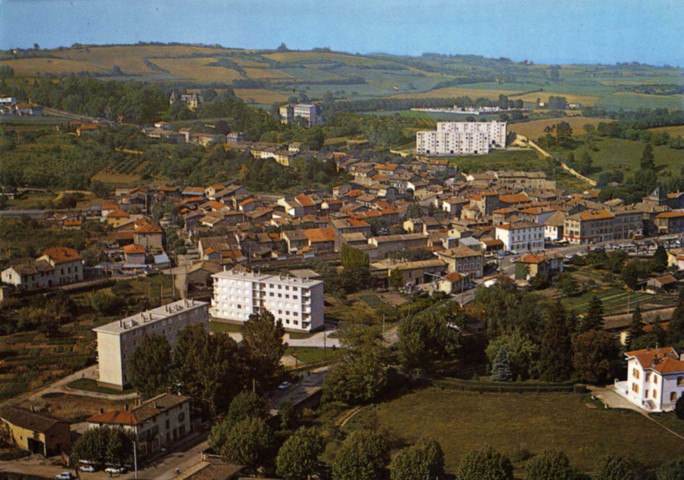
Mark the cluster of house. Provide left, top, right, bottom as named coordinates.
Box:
left=0, top=95, right=43, bottom=116
left=141, top=121, right=228, bottom=146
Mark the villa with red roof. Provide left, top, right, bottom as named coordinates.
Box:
left=615, top=347, right=684, bottom=412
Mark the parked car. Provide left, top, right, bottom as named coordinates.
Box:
left=278, top=381, right=292, bottom=390
left=55, top=473, right=73, bottom=480
left=79, top=465, right=96, bottom=472
left=105, top=467, right=127, bottom=475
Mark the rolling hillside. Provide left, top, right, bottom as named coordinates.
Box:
left=2, top=44, right=683, bottom=109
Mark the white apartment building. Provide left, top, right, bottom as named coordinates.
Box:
left=495, top=221, right=545, bottom=252
left=211, top=268, right=324, bottom=332
left=615, top=347, right=684, bottom=412
left=279, top=103, right=321, bottom=127
left=93, top=300, right=209, bottom=389
left=416, top=121, right=507, bottom=156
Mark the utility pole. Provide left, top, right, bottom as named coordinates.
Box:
left=133, top=440, right=138, bottom=480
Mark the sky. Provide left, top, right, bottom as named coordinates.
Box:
left=1, top=0, right=683, bottom=66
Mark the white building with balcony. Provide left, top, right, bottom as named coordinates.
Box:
left=210, top=268, right=324, bottom=332
left=416, top=121, right=507, bottom=156
left=614, top=347, right=684, bottom=412
left=93, top=300, right=209, bottom=389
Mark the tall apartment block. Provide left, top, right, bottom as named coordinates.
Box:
left=93, top=299, right=209, bottom=389
left=210, top=268, right=324, bottom=332
left=416, top=121, right=507, bottom=155
left=279, top=103, right=321, bottom=127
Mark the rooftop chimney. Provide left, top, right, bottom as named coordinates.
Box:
left=124, top=404, right=129, bottom=411
left=99, top=408, right=104, bottom=414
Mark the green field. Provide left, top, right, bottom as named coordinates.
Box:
left=345, top=389, right=684, bottom=474
left=66, top=378, right=134, bottom=395
left=551, top=136, right=684, bottom=179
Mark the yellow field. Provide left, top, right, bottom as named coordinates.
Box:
left=243, top=67, right=292, bottom=80
left=508, top=116, right=612, bottom=139
left=264, top=51, right=378, bottom=66
left=649, top=125, right=684, bottom=137
left=234, top=89, right=289, bottom=103
left=152, top=57, right=243, bottom=83
left=231, top=58, right=271, bottom=67
left=393, top=87, right=519, bottom=99
left=516, top=92, right=603, bottom=107
left=2, top=57, right=104, bottom=75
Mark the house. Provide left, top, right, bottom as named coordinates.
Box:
left=0, top=407, right=71, bottom=456
left=1, top=247, right=83, bottom=290
left=436, top=246, right=484, bottom=278
left=563, top=209, right=616, bottom=244
left=133, top=220, right=163, bottom=249
left=495, top=221, right=545, bottom=252
left=646, top=274, right=678, bottom=294
left=123, top=244, right=147, bottom=265
left=86, top=393, right=191, bottom=457
left=438, top=271, right=471, bottom=295
left=367, top=233, right=428, bottom=257
left=655, top=211, right=684, bottom=235
left=303, top=227, right=337, bottom=254
left=514, top=253, right=564, bottom=281
left=282, top=230, right=309, bottom=254
left=379, top=259, right=447, bottom=287
left=615, top=347, right=684, bottom=412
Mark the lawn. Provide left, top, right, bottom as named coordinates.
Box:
left=346, top=389, right=684, bottom=474
left=285, top=347, right=345, bottom=365
left=448, top=148, right=546, bottom=173
left=209, top=321, right=243, bottom=334
left=508, top=116, right=610, bottom=140
left=551, top=136, right=684, bottom=179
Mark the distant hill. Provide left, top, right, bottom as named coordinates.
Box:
left=2, top=43, right=683, bottom=110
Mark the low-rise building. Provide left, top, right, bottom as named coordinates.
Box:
left=0, top=407, right=70, bottom=456
left=93, top=300, right=209, bottom=389
left=1, top=247, right=83, bottom=290
left=655, top=211, right=684, bottom=235
left=495, top=221, right=544, bottom=252
left=210, top=268, right=324, bottom=332
left=563, top=209, right=615, bottom=244
left=514, top=253, right=564, bottom=281
left=615, top=347, right=684, bottom=412
left=86, top=393, right=191, bottom=456
left=436, top=245, right=484, bottom=278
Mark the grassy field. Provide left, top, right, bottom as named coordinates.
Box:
left=508, top=116, right=611, bottom=140
left=285, top=347, right=344, bottom=365
left=5, top=45, right=683, bottom=110
left=66, top=378, right=134, bottom=395
left=346, top=389, right=684, bottom=474
left=649, top=125, right=684, bottom=137
left=447, top=148, right=546, bottom=173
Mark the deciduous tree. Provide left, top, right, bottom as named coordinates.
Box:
left=455, top=446, right=514, bottom=480
left=221, top=417, right=274, bottom=472
left=240, top=310, right=287, bottom=388
left=525, top=450, right=580, bottom=480
left=593, top=454, right=646, bottom=480
left=389, top=438, right=445, bottom=480
left=572, top=330, right=621, bottom=384
left=129, top=334, right=172, bottom=398
left=332, top=431, right=389, bottom=480
left=276, top=428, right=325, bottom=480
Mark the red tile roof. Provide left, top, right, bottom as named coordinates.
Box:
left=42, top=247, right=81, bottom=264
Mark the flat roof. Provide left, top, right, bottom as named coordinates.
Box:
left=212, top=268, right=323, bottom=287
left=93, top=299, right=208, bottom=335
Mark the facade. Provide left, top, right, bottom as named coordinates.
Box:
left=416, top=121, right=507, bottom=156
left=615, top=347, right=684, bottom=412
left=436, top=245, right=484, bottom=278
left=86, top=394, right=191, bottom=457
left=563, top=209, right=615, bottom=244
left=211, top=268, right=324, bottom=332
left=0, top=407, right=70, bottom=456
left=279, top=104, right=320, bottom=127
left=514, top=253, right=564, bottom=280
left=655, top=211, right=684, bottom=235
left=93, top=300, right=209, bottom=389
left=384, top=259, right=447, bottom=287
left=495, top=221, right=545, bottom=252
left=1, top=247, right=83, bottom=290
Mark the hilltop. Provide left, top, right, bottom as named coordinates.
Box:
left=2, top=43, right=683, bottom=110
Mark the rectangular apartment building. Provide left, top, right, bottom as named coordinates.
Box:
left=416, top=121, right=507, bottom=156
left=93, top=299, right=209, bottom=389
left=211, top=268, right=324, bottom=332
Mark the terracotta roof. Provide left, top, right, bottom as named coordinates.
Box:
left=123, top=244, right=146, bottom=254
left=304, top=227, right=337, bottom=243
left=499, top=193, right=530, bottom=204
left=42, top=246, right=81, bottom=264
left=134, top=222, right=162, bottom=234
left=444, top=271, right=465, bottom=282
left=577, top=209, right=614, bottom=221
left=107, top=209, right=130, bottom=218
left=656, top=211, right=684, bottom=219
left=87, top=393, right=190, bottom=426
left=626, top=347, right=684, bottom=374
left=515, top=253, right=547, bottom=264
left=295, top=194, right=316, bottom=207
left=439, top=245, right=482, bottom=259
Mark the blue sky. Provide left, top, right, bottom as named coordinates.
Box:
left=1, top=0, right=683, bottom=66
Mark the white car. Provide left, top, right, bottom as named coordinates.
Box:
left=79, top=465, right=96, bottom=472
left=55, top=473, right=73, bottom=480
left=105, top=467, right=126, bottom=475
left=278, top=381, right=292, bottom=390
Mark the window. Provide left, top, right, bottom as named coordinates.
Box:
left=645, top=373, right=651, bottom=382
left=671, top=392, right=678, bottom=402
left=678, top=377, right=684, bottom=386
left=654, top=389, right=657, bottom=399
left=645, top=390, right=649, bottom=398
left=654, top=376, right=658, bottom=384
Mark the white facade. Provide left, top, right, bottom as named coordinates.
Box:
left=495, top=222, right=545, bottom=252
left=280, top=103, right=320, bottom=127
left=93, top=300, right=209, bottom=389
left=211, top=268, right=324, bottom=332
left=416, top=121, right=507, bottom=156
left=615, top=347, right=684, bottom=412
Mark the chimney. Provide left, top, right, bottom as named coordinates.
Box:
left=124, top=403, right=129, bottom=411
left=99, top=408, right=104, bottom=414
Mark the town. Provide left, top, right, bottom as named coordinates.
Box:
left=1, top=5, right=684, bottom=479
